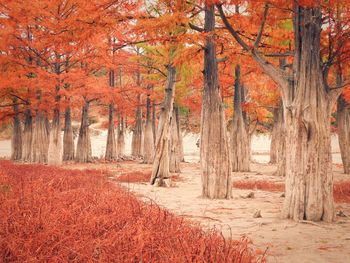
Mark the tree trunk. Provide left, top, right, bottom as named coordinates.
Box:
left=150, top=65, right=176, bottom=186
left=169, top=108, right=181, bottom=173
left=152, top=101, right=156, bottom=145
left=117, top=113, right=125, bottom=157
left=281, top=7, right=334, bottom=222
left=200, top=4, right=232, bottom=199
left=175, top=106, right=185, bottom=162
left=143, top=93, right=155, bottom=164
left=270, top=105, right=279, bottom=164
left=76, top=101, right=92, bottom=162
left=131, top=95, right=143, bottom=157
left=337, top=94, right=350, bottom=174
left=230, top=65, right=250, bottom=172
left=105, top=104, right=117, bottom=161
left=48, top=108, right=62, bottom=165
left=274, top=101, right=286, bottom=177
left=11, top=101, right=22, bottom=161
left=63, top=107, right=75, bottom=161
left=22, top=108, right=32, bottom=162
left=31, top=110, right=50, bottom=163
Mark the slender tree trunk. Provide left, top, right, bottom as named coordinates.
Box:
left=63, top=107, right=75, bottom=161
left=143, top=93, right=155, bottom=164
left=274, top=101, right=286, bottom=177
left=48, top=108, right=62, bottom=165
left=105, top=69, right=117, bottom=161
left=201, top=4, right=232, bottom=199
left=31, top=110, right=50, bottom=163
left=150, top=65, right=176, bottom=186
left=131, top=95, right=143, bottom=157
left=22, top=108, right=32, bottom=162
left=152, top=101, right=156, bottom=145
left=230, top=65, right=250, bottom=172
left=169, top=108, right=181, bottom=173
left=337, top=95, right=350, bottom=174
left=270, top=105, right=280, bottom=164
left=281, top=7, right=334, bottom=222
left=11, top=101, right=22, bottom=161
left=117, top=113, right=125, bottom=157
left=76, top=101, right=92, bottom=162
left=175, top=106, right=185, bottom=162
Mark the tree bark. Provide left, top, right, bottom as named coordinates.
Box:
left=337, top=94, right=350, bottom=174
left=31, top=110, right=50, bottom=163
left=105, top=69, right=117, bottom=161
left=48, top=108, right=62, bottom=165
left=76, top=101, right=92, bottom=162
left=131, top=95, right=143, bottom=157
left=63, top=106, right=75, bottom=161
left=152, top=100, right=156, bottom=145
left=117, top=113, right=125, bottom=157
left=22, top=108, right=32, bottom=162
left=169, top=108, right=181, bottom=173
left=11, top=101, right=22, bottom=161
left=150, top=65, right=176, bottom=186
left=274, top=101, right=286, bottom=177
left=281, top=7, right=334, bottom=222
left=143, top=92, right=155, bottom=164
left=175, top=106, right=185, bottom=162
left=200, top=4, right=232, bottom=199
left=230, top=65, right=250, bottom=172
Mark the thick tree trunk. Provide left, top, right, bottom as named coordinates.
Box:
left=48, top=109, right=62, bottom=165
left=337, top=94, right=350, bottom=174
left=150, top=65, right=176, bottom=186
left=270, top=105, right=280, bottom=164
left=131, top=96, right=143, bottom=157
left=63, top=107, right=75, bottom=161
left=105, top=104, right=117, bottom=161
left=143, top=94, right=155, bottom=164
left=230, top=65, right=250, bottom=172
left=76, top=101, right=92, bottom=162
left=200, top=4, right=232, bottom=199
left=282, top=7, right=334, bottom=222
left=22, top=108, right=32, bottom=162
left=31, top=110, right=50, bottom=163
left=117, top=113, right=125, bottom=157
left=11, top=102, right=22, bottom=161
left=169, top=108, right=181, bottom=173
left=175, top=106, right=185, bottom=162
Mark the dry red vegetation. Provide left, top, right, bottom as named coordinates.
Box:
left=115, top=171, right=183, bottom=184
left=233, top=180, right=350, bottom=203
left=0, top=161, right=261, bottom=263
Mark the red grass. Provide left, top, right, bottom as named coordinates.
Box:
left=233, top=179, right=350, bottom=203
left=116, top=171, right=151, bottom=183
left=0, top=161, right=261, bottom=262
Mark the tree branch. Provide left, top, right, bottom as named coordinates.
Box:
left=254, top=3, right=269, bottom=49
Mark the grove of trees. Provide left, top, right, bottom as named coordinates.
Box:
left=0, top=0, right=349, bottom=222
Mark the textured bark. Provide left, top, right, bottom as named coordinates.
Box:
left=63, top=107, right=75, bottom=161
left=281, top=7, right=334, bottom=222
left=337, top=94, right=350, bottom=174
left=270, top=105, right=280, bottom=164
left=105, top=69, right=117, bottom=161
left=175, top=106, right=185, bottom=162
left=31, top=110, right=50, bottom=163
left=11, top=102, right=22, bottom=161
left=76, top=102, right=92, bottom=162
left=150, top=65, right=176, bottom=186
left=22, top=108, right=33, bottom=162
left=230, top=65, right=250, bottom=172
left=117, top=113, right=125, bottom=157
left=105, top=104, right=117, bottom=161
left=152, top=101, right=156, bottom=145
left=131, top=95, right=143, bottom=157
left=200, top=4, right=232, bottom=199
left=48, top=108, right=62, bottom=165
left=143, top=93, right=155, bottom=164
left=169, top=108, right=181, bottom=173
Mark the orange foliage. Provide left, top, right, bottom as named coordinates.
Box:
left=0, top=161, right=262, bottom=262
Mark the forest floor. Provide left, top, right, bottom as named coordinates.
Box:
left=63, top=160, right=350, bottom=263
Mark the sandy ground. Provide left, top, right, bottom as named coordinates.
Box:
left=61, top=160, right=350, bottom=263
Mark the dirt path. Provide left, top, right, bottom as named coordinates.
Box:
left=64, top=161, right=350, bottom=263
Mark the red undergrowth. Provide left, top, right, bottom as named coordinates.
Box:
left=0, top=161, right=261, bottom=263
left=233, top=180, right=350, bottom=203
left=115, top=171, right=183, bottom=183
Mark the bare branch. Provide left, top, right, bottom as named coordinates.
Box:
left=254, top=4, right=269, bottom=49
